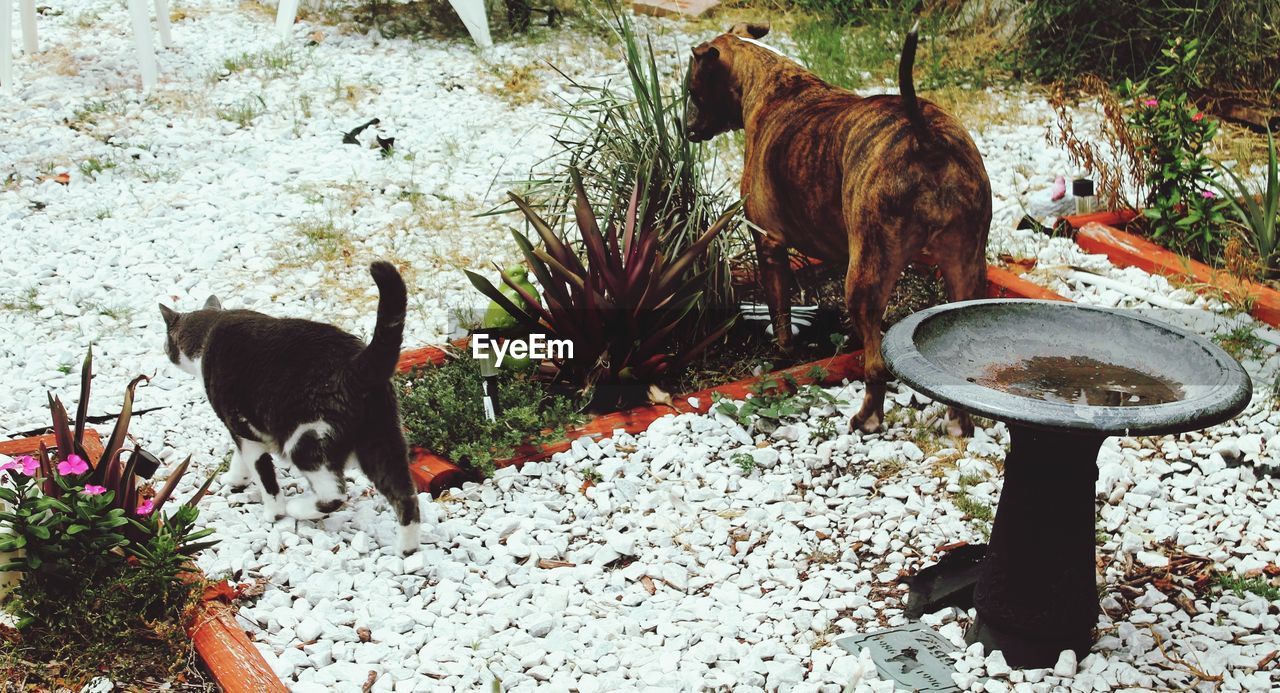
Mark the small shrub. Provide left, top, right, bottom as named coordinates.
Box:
left=0, top=350, right=216, bottom=686
left=396, top=357, right=582, bottom=476
left=1124, top=39, right=1229, bottom=258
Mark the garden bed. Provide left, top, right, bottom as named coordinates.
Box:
left=397, top=263, right=1066, bottom=496
left=1061, top=211, right=1280, bottom=326
left=0, top=430, right=285, bottom=693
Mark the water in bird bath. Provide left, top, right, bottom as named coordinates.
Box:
left=970, top=355, right=1183, bottom=407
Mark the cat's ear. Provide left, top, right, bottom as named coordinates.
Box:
left=159, top=304, right=179, bottom=327
left=204, top=295, right=222, bottom=311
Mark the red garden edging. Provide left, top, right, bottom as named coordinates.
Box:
left=398, top=264, right=1066, bottom=495
left=0, top=430, right=286, bottom=692
left=1072, top=221, right=1280, bottom=327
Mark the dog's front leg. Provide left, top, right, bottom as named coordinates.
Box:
left=755, top=232, right=795, bottom=352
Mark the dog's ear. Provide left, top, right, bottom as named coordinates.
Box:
left=204, top=295, right=222, bottom=310
left=728, top=22, right=769, bottom=39
left=692, top=43, right=720, bottom=61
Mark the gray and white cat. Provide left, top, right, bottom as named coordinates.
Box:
left=160, top=262, right=420, bottom=555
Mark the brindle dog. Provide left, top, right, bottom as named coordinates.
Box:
left=686, top=22, right=991, bottom=435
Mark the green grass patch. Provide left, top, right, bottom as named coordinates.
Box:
left=1214, top=323, right=1267, bottom=361
left=215, top=95, right=267, bottom=128
left=1214, top=572, right=1280, bottom=601
left=77, top=157, right=116, bottom=179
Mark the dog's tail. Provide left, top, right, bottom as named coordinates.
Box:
left=899, top=22, right=924, bottom=130
left=351, top=261, right=407, bottom=385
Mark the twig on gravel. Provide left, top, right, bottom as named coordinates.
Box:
left=1148, top=626, right=1224, bottom=691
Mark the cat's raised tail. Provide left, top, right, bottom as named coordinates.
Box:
left=351, top=261, right=407, bottom=385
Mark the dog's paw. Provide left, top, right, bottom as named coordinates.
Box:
left=850, top=410, right=882, bottom=434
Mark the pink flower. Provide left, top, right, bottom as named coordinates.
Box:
left=56, top=454, right=89, bottom=476
left=1201, top=190, right=1216, bottom=199
left=2, top=456, right=41, bottom=476
left=136, top=499, right=155, bottom=516
left=1143, top=99, right=1158, bottom=107
left=1192, top=112, right=1205, bottom=122
left=82, top=484, right=107, bottom=496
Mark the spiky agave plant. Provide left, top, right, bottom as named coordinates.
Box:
left=467, top=169, right=740, bottom=410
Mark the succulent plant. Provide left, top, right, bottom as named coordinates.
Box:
left=467, top=169, right=739, bottom=409
left=36, top=348, right=214, bottom=530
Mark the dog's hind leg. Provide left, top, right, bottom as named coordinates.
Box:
left=755, top=231, right=796, bottom=352
left=935, top=227, right=988, bottom=437
left=844, top=231, right=916, bottom=434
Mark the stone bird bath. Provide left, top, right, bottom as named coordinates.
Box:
left=883, top=299, right=1251, bottom=667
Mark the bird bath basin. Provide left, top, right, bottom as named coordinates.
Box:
left=883, top=299, right=1251, bottom=667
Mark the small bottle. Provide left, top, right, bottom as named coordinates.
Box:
left=1073, top=178, right=1096, bottom=215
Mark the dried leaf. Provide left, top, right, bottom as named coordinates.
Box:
left=639, top=575, right=656, bottom=595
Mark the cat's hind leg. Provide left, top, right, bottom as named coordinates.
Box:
left=239, top=437, right=284, bottom=521
left=283, top=422, right=346, bottom=520
left=355, top=435, right=420, bottom=555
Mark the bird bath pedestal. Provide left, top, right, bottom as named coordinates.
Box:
left=883, top=300, right=1251, bottom=668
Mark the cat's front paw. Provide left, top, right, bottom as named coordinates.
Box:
left=261, top=497, right=286, bottom=522
left=222, top=469, right=252, bottom=493
left=285, top=495, right=328, bottom=520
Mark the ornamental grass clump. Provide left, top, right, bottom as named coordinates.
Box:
left=0, top=349, right=216, bottom=687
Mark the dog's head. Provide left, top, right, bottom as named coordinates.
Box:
left=685, top=22, right=770, bottom=142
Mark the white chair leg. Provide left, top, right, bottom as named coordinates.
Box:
left=276, top=0, right=298, bottom=40
left=18, top=0, right=34, bottom=54
left=153, top=0, right=171, bottom=48
left=126, top=0, right=157, bottom=89
left=1, top=0, right=13, bottom=89
left=447, top=0, right=491, bottom=48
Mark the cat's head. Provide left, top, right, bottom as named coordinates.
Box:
left=158, top=296, right=222, bottom=376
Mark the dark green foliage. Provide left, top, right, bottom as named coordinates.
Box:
left=396, top=357, right=582, bottom=476
left=1017, top=0, right=1280, bottom=97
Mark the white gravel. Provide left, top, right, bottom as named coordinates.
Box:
left=2, top=2, right=1278, bottom=691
